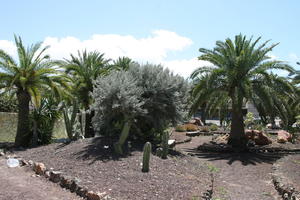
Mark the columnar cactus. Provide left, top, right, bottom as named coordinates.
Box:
left=142, top=142, right=152, bottom=172
left=161, top=131, right=169, bottom=159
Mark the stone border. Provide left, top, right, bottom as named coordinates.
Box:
left=5, top=154, right=114, bottom=200
left=272, top=156, right=300, bottom=200
left=174, top=137, right=192, bottom=145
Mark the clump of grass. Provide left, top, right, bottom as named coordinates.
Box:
left=200, top=126, right=210, bottom=132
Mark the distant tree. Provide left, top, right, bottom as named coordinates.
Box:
left=112, top=56, right=134, bottom=71
left=191, top=34, right=294, bottom=150
left=61, top=50, right=111, bottom=138
left=0, top=36, right=67, bottom=147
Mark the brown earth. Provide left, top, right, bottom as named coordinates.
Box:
left=15, top=137, right=211, bottom=200
left=175, top=135, right=289, bottom=200
left=274, top=154, right=300, bottom=192
left=0, top=158, right=81, bottom=200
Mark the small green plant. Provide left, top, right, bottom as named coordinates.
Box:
left=175, top=125, right=187, bottom=132
left=161, top=131, right=169, bottom=159
left=244, top=112, right=254, bottom=128
left=142, top=142, right=152, bottom=172
left=210, top=124, right=218, bottom=131
left=206, top=163, right=220, bottom=173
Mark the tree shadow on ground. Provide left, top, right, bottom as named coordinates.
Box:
left=72, top=136, right=143, bottom=165
left=181, top=142, right=300, bottom=166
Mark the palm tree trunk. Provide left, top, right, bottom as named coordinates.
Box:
left=84, top=110, right=95, bottom=138
left=201, top=102, right=207, bottom=125
left=228, top=93, right=247, bottom=150
left=15, top=90, right=31, bottom=147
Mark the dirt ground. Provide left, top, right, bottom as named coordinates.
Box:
left=175, top=135, right=285, bottom=200
left=5, top=133, right=300, bottom=200
left=274, top=154, right=300, bottom=192
left=0, top=158, right=81, bottom=200
left=15, top=137, right=211, bottom=200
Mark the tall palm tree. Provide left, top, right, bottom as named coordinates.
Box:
left=61, top=50, right=110, bottom=138
left=191, top=34, right=294, bottom=150
left=0, top=35, right=67, bottom=147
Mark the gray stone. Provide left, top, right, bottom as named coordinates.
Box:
left=49, top=171, right=62, bottom=183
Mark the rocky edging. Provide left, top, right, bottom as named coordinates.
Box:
left=272, top=156, right=300, bottom=200
left=1, top=151, right=114, bottom=200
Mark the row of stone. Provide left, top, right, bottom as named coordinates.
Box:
left=272, top=157, right=300, bottom=200
left=20, top=159, right=112, bottom=200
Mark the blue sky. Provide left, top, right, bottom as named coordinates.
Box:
left=1, top=0, right=300, bottom=77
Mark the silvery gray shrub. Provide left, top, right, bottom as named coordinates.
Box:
left=91, top=63, right=190, bottom=143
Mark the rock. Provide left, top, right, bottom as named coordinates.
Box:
left=45, top=170, right=51, bottom=178
left=156, top=147, right=163, bottom=157
left=60, top=175, right=73, bottom=189
left=245, top=130, right=272, bottom=145
left=28, top=160, right=34, bottom=166
left=76, top=186, right=88, bottom=197
left=168, top=139, right=176, bottom=148
left=277, top=130, right=292, bottom=143
left=266, top=123, right=272, bottom=129
left=86, top=191, right=107, bottom=200
left=20, top=159, right=29, bottom=166
left=49, top=171, right=62, bottom=183
left=70, top=178, right=81, bottom=192
left=254, top=131, right=272, bottom=145
left=33, top=162, right=46, bottom=175
left=0, top=152, right=5, bottom=156
left=194, top=117, right=204, bottom=126
left=245, top=129, right=255, bottom=140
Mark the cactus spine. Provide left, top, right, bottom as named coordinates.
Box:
left=142, top=142, right=152, bottom=172
left=161, top=131, right=169, bottom=159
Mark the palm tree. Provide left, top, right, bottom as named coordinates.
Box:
left=112, top=56, right=134, bottom=71
left=191, top=34, right=294, bottom=150
left=0, top=35, right=67, bottom=147
left=61, top=50, right=110, bottom=138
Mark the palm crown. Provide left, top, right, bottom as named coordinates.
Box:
left=191, top=34, right=294, bottom=149
left=0, top=35, right=67, bottom=146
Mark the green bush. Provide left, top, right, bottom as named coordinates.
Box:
left=209, top=124, right=218, bottom=131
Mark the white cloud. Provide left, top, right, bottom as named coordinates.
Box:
left=42, top=30, right=193, bottom=63
left=163, top=58, right=212, bottom=78
left=0, top=40, right=17, bottom=58
left=0, top=30, right=204, bottom=77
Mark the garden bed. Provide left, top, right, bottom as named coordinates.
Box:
left=15, top=137, right=211, bottom=200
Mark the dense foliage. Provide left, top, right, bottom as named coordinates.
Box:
left=92, top=63, right=190, bottom=144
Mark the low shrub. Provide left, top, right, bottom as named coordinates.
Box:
left=175, top=125, right=187, bottom=132
left=184, top=124, right=199, bottom=132
left=200, top=126, right=210, bottom=132
left=209, top=124, right=218, bottom=131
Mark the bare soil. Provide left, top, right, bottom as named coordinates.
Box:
left=15, top=137, right=211, bottom=200
left=274, top=154, right=300, bottom=192
left=0, top=158, right=81, bottom=200
left=175, top=135, right=293, bottom=200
